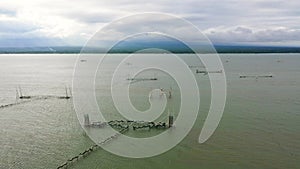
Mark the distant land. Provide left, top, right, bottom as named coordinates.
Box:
left=0, top=45, right=300, bottom=54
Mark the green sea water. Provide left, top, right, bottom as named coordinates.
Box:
left=0, top=54, right=299, bottom=169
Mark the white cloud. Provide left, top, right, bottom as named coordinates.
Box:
left=205, top=26, right=300, bottom=45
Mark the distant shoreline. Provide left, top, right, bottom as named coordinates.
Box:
left=0, top=45, right=300, bottom=54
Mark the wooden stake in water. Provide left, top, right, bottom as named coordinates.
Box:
left=65, top=86, right=69, bottom=98
left=16, top=88, right=19, bottom=102
left=18, top=86, right=23, bottom=98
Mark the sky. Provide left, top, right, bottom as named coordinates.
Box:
left=0, top=0, right=300, bottom=47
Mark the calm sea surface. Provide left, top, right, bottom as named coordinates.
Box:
left=0, top=54, right=299, bottom=169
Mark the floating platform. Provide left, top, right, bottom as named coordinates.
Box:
left=19, top=96, right=31, bottom=99
left=84, top=119, right=172, bottom=130
left=239, top=74, right=273, bottom=79
left=196, top=69, right=223, bottom=75
left=126, top=77, right=158, bottom=83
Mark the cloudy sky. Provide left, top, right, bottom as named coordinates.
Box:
left=0, top=0, right=299, bottom=47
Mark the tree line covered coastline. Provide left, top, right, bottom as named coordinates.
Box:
left=1, top=45, right=300, bottom=54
